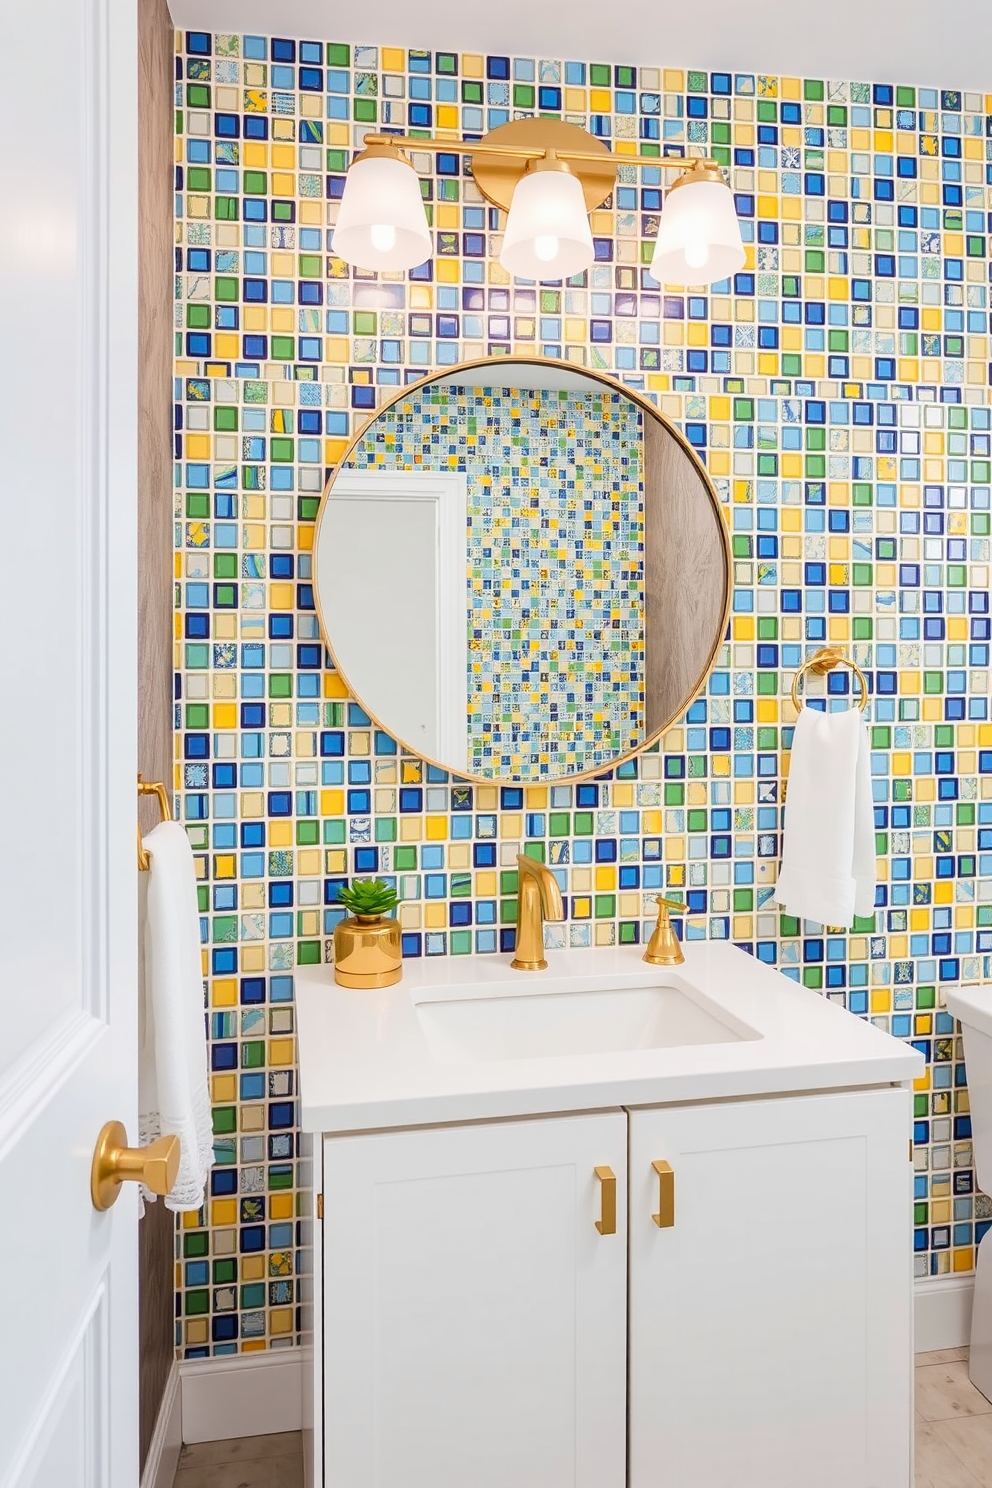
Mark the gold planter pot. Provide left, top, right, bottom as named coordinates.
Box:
left=333, top=913, right=402, bottom=988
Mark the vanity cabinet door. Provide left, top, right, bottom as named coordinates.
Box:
left=322, top=1111, right=627, bottom=1488
left=628, top=1089, right=912, bottom=1488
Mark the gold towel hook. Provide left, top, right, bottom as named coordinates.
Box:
left=790, top=646, right=868, bottom=713
left=137, top=773, right=173, bottom=871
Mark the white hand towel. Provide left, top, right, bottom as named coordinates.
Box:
left=773, top=704, right=876, bottom=928
left=139, top=820, right=214, bottom=1212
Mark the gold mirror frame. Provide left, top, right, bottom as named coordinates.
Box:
left=312, top=356, right=732, bottom=787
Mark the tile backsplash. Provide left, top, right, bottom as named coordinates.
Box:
left=175, top=29, right=992, bottom=1353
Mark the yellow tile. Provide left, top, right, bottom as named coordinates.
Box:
left=270, top=1309, right=294, bottom=1335
left=269, top=1194, right=295, bottom=1221
left=212, top=978, right=237, bottom=1007
left=211, top=1198, right=237, bottom=1226
left=269, top=822, right=292, bottom=847
left=212, top=1074, right=236, bottom=1102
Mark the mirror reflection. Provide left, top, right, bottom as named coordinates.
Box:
left=314, top=360, right=729, bottom=784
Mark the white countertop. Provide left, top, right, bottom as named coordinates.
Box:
left=295, top=941, right=923, bottom=1133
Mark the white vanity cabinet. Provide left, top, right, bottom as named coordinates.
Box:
left=321, top=1112, right=628, bottom=1488
left=297, top=943, right=923, bottom=1488
left=314, top=1089, right=912, bottom=1488
left=628, top=1089, right=913, bottom=1488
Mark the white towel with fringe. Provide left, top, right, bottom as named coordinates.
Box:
left=139, top=820, right=213, bottom=1212
left=773, top=704, right=876, bottom=928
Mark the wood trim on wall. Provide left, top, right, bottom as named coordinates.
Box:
left=137, top=0, right=178, bottom=1471
left=642, top=414, right=729, bottom=737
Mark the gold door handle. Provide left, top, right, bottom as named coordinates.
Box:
left=652, top=1159, right=675, bottom=1228
left=90, top=1121, right=180, bottom=1212
left=594, top=1165, right=616, bottom=1235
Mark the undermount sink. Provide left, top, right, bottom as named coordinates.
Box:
left=413, top=976, right=761, bottom=1065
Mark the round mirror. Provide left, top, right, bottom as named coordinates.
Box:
left=314, top=358, right=730, bottom=784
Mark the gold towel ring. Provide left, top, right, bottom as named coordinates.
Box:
left=137, top=773, right=173, bottom=871
left=791, top=646, right=868, bottom=713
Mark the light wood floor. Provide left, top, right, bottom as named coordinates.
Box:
left=174, top=1431, right=302, bottom=1488
left=170, top=1351, right=992, bottom=1487
left=916, top=1347, right=992, bottom=1487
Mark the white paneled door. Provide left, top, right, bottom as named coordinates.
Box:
left=0, top=1, right=139, bottom=1485
left=322, top=1112, right=628, bottom=1488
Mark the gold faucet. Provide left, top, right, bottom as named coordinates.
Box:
left=511, top=853, right=565, bottom=971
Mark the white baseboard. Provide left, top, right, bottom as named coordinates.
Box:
left=915, top=1276, right=975, bottom=1353
left=179, top=1350, right=304, bottom=1444
left=140, top=1363, right=182, bottom=1488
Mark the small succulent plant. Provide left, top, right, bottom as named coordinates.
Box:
left=337, top=877, right=400, bottom=919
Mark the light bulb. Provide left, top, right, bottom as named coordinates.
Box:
left=534, top=235, right=560, bottom=262
left=683, top=238, right=710, bottom=270
left=369, top=223, right=398, bottom=253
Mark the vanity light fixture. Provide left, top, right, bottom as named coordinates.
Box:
left=331, top=118, right=745, bottom=286
left=330, top=141, right=434, bottom=272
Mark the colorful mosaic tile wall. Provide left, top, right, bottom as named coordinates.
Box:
left=347, top=384, right=645, bottom=775
left=175, top=27, right=992, bottom=1355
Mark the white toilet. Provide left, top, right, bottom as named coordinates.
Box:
left=945, top=985, right=992, bottom=1400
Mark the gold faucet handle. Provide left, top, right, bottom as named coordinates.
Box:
left=656, top=896, right=685, bottom=915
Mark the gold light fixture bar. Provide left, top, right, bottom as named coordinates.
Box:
left=363, top=129, right=722, bottom=170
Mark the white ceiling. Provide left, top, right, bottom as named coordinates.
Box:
left=168, top=0, right=992, bottom=93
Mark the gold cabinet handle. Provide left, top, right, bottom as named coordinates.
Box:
left=652, top=1159, right=675, bottom=1228
left=594, top=1165, right=617, bottom=1235
left=90, top=1120, right=180, bottom=1212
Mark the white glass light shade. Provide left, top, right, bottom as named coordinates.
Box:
left=499, top=165, right=594, bottom=281
left=650, top=176, right=745, bottom=286
left=331, top=152, right=432, bottom=272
